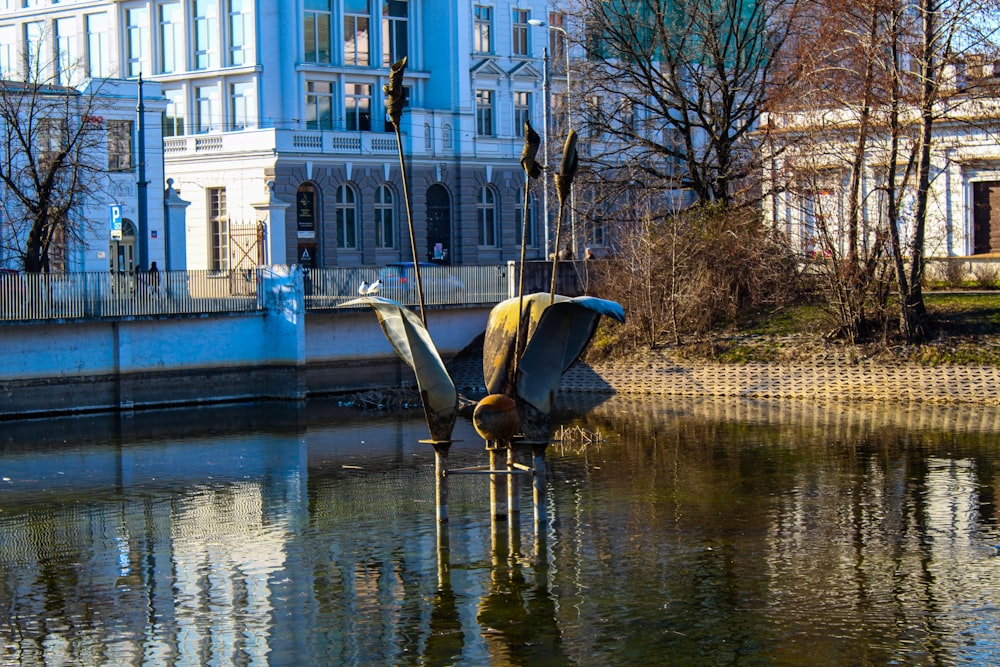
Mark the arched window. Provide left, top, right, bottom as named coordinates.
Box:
left=477, top=185, right=498, bottom=247
left=375, top=184, right=395, bottom=249
left=336, top=184, right=359, bottom=248
left=515, top=187, right=536, bottom=248
left=442, top=122, right=453, bottom=150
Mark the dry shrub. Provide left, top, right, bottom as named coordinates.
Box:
left=973, top=263, right=1000, bottom=289
left=589, top=204, right=799, bottom=351
left=941, top=259, right=968, bottom=288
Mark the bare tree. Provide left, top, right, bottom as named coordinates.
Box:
left=0, top=55, right=105, bottom=273
left=769, top=0, right=1000, bottom=342
left=571, top=0, right=803, bottom=206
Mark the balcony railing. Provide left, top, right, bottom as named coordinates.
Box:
left=0, top=265, right=513, bottom=322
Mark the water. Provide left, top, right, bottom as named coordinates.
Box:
left=3, top=396, right=1000, bottom=666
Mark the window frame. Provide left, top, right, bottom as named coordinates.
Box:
left=473, top=5, right=492, bottom=54
left=306, top=80, right=334, bottom=130
left=304, top=0, right=332, bottom=64
left=335, top=183, right=359, bottom=249
left=476, top=89, right=494, bottom=137
left=345, top=82, right=372, bottom=132
left=107, top=120, right=134, bottom=172
left=381, top=0, right=408, bottom=67
left=343, top=1, right=371, bottom=67
left=209, top=187, right=229, bottom=271
left=374, top=183, right=395, bottom=249
left=514, top=91, right=531, bottom=137
left=512, top=9, right=529, bottom=57
left=477, top=185, right=498, bottom=247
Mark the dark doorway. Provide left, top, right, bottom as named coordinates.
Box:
left=426, top=184, right=452, bottom=264
left=973, top=181, right=1000, bottom=254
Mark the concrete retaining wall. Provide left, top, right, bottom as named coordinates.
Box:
left=0, top=266, right=491, bottom=418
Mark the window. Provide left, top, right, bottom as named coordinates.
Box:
left=336, top=184, right=359, bottom=249
left=442, top=122, right=453, bottom=149
left=86, top=13, right=110, bottom=78
left=55, top=17, right=78, bottom=86
left=343, top=0, right=370, bottom=66
left=126, top=8, right=149, bottom=78
left=345, top=83, right=372, bottom=131
left=163, top=88, right=185, bottom=136
left=195, top=84, right=218, bottom=133
left=193, top=0, right=219, bottom=70
left=107, top=120, right=133, bottom=171
left=585, top=94, right=604, bottom=140
left=549, top=12, right=566, bottom=62
left=664, top=127, right=683, bottom=178
left=476, top=89, right=494, bottom=136
left=512, top=9, right=529, bottom=56
left=306, top=81, right=333, bottom=130
left=477, top=186, right=498, bottom=246
left=230, top=81, right=254, bottom=130
left=515, top=187, right=536, bottom=247
left=375, top=184, right=395, bottom=248
left=159, top=2, right=183, bottom=74
left=38, top=118, right=67, bottom=162
left=473, top=5, right=492, bottom=54
left=228, top=0, right=250, bottom=66
left=209, top=187, right=229, bottom=271
left=304, top=0, right=331, bottom=63
left=514, top=91, right=531, bottom=137
left=381, top=0, right=407, bottom=67
left=0, top=26, right=15, bottom=79
left=24, top=21, right=44, bottom=78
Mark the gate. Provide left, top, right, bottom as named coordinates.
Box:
left=230, top=220, right=265, bottom=296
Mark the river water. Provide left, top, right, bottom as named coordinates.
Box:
left=2, top=395, right=1000, bottom=666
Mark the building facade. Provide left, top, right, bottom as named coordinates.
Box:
left=762, top=67, right=1000, bottom=262
left=0, top=76, right=168, bottom=273
left=1, top=0, right=569, bottom=272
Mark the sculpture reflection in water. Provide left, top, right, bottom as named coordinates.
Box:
left=424, top=507, right=570, bottom=665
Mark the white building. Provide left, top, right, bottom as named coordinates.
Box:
left=1, top=0, right=572, bottom=272
left=763, top=69, right=1000, bottom=261
left=0, top=75, right=168, bottom=273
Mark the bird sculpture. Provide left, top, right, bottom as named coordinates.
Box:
left=358, top=281, right=369, bottom=295
left=366, top=278, right=382, bottom=295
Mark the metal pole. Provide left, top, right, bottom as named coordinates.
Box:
left=541, top=48, right=551, bottom=259
left=507, top=446, right=520, bottom=518
left=433, top=442, right=450, bottom=523
left=136, top=74, right=149, bottom=268
left=490, top=445, right=505, bottom=519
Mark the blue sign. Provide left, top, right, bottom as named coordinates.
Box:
left=110, top=205, right=122, bottom=239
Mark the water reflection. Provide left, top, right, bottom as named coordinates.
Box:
left=1, top=396, right=1000, bottom=665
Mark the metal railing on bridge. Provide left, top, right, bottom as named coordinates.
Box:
left=0, top=264, right=513, bottom=322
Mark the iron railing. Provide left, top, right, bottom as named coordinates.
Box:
left=0, top=270, right=262, bottom=321
left=304, top=264, right=511, bottom=309
left=0, top=265, right=513, bottom=322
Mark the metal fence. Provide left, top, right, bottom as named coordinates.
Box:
left=304, top=264, right=511, bottom=309
left=0, top=270, right=262, bottom=321
left=0, top=264, right=513, bottom=322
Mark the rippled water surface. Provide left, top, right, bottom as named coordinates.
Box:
left=3, top=396, right=1000, bottom=666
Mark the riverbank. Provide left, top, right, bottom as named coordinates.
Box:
left=446, top=319, right=1000, bottom=407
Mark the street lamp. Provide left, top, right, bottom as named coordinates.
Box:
left=529, top=19, right=576, bottom=258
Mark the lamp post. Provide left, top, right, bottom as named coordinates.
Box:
left=529, top=19, right=575, bottom=258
